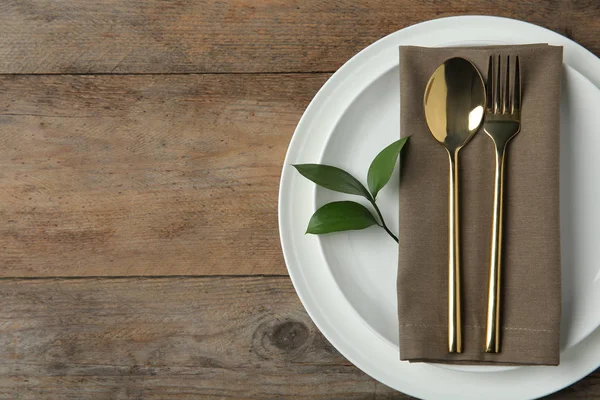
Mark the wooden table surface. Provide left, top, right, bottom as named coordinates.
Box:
left=0, top=1, right=598, bottom=398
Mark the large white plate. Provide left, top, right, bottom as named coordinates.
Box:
left=279, top=16, right=600, bottom=400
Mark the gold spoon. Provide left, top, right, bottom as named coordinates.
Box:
left=424, top=57, right=486, bottom=353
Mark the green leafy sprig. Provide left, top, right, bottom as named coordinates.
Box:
left=293, top=137, right=408, bottom=242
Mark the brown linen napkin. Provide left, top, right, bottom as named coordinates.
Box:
left=398, top=45, right=563, bottom=365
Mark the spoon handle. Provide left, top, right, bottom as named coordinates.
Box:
left=447, top=150, right=462, bottom=353
left=485, top=144, right=507, bottom=353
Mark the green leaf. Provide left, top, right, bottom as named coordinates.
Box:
left=367, top=137, right=409, bottom=199
left=306, top=201, right=378, bottom=235
left=293, top=164, right=372, bottom=200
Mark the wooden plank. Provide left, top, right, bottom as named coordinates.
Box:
left=0, top=275, right=594, bottom=399
left=0, top=73, right=329, bottom=277
left=0, top=0, right=598, bottom=74
left=0, top=276, right=406, bottom=399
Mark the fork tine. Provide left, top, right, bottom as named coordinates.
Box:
left=494, top=55, right=501, bottom=113
left=486, top=55, right=494, bottom=111
left=512, top=56, right=521, bottom=113
left=503, top=55, right=510, bottom=114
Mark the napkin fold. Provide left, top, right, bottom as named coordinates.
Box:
left=398, top=45, right=563, bottom=365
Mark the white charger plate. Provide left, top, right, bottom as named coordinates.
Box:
left=279, top=16, right=600, bottom=400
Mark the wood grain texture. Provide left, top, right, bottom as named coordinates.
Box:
left=0, top=73, right=329, bottom=276
left=0, top=275, right=593, bottom=399
left=0, top=0, right=598, bottom=74
left=0, top=276, right=405, bottom=399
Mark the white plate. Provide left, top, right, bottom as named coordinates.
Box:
left=279, top=16, right=600, bottom=400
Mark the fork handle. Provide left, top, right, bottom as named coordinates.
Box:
left=447, top=150, right=462, bottom=353
left=485, top=144, right=507, bottom=353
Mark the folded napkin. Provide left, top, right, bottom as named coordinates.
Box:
left=397, top=45, right=563, bottom=365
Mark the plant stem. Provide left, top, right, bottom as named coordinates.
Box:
left=370, top=200, right=398, bottom=243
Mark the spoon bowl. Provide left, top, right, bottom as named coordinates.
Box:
left=424, top=57, right=486, bottom=151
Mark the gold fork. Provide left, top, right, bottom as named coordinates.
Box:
left=483, top=55, right=521, bottom=353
